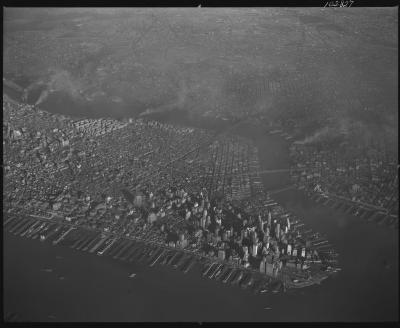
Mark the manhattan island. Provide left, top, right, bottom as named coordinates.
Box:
left=4, top=97, right=340, bottom=294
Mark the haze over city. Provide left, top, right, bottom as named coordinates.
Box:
left=3, top=7, right=398, bottom=322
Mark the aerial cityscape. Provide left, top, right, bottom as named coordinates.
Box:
left=3, top=7, right=398, bottom=322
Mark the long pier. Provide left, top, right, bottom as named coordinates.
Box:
left=8, top=218, right=29, bottom=233
left=4, top=199, right=337, bottom=293
left=90, top=236, right=108, bottom=253
left=21, top=221, right=41, bottom=237
left=223, top=268, right=236, bottom=283
left=98, top=238, right=117, bottom=255
left=150, top=249, right=166, bottom=267
left=83, top=235, right=102, bottom=252
left=53, top=227, right=75, bottom=245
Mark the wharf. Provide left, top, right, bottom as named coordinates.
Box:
left=90, top=236, right=108, bottom=253
left=98, top=238, right=118, bottom=255
left=53, top=227, right=75, bottom=245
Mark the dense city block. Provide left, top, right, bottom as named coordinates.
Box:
left=3, top=98, right=340, bottom=292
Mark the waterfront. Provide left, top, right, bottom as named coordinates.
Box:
left=3, top=7, right=398, bottom=322
left=3, top=112, right=398, bottom=321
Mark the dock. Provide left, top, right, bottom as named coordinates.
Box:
left=127, top=245, right=143, bottom=261
left=53, top=227, right=75, bottom=245
left=10, top=218, right=30, bottom=234
left=98, top=238, right=118, bottom=255
left=203, top=262, right=217, bottom=277
left=122, top=244, right=140, bottom=261
left=74, top=235, right=93, bottom=250
left=71, top=233, right=88, bottom=249
left=223, top=268, right=236, bottom=283
left=15, top=219, right=35, bottom=235
left=184, top=258, right=197, bottom=274
left=21, top=221, right=41, bottom=237
left=83, top=235, right=102, bottom=252
left=26, top=222, right=46, bottom=238
left=114, top=241, right=135, bottom=259
left=150, top=249, right=166, bottom=267
left=208, top=263, right=222, bottom=279
left=89, top=236, right=108, bottom=253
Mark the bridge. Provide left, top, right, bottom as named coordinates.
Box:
left=205, top=167, right=303, bottom=178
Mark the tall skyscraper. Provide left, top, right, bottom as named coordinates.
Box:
left=260, top=259, right=266, bottom=273
left=287, top=244, right=292, bottom=255
left=266, top=262, right=274, bottom=275
left=252, top=244, right=258, bottom=257
left=276, top=223, right=280, bottom=239
left=301, top=247, right=306, bottom=258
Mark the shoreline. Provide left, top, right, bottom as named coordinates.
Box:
left=3, top=93, right=338, bottom=292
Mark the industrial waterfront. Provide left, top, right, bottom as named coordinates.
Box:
left=4, top=116, right=398, bottom=321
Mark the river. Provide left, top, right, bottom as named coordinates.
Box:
left=3, top=97, right=398, bottom=321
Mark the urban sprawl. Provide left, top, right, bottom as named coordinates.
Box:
left=3, top=97, right=343, bottom=294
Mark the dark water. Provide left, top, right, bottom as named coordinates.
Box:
left=3, top=102, right=398, bottom=321
left=39, top=92, right=145, bottom=120
left=254, top=124, right=398, bottom=321
left=3, top=85, right=22, bottom=102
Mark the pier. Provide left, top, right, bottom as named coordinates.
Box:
left=150, top=249, right=166, bottom=267
left=53, top=227, right=75, bottom=245
left=90, top=236, right=108, bottom=253
left=98, top=238, right=118, bottom=255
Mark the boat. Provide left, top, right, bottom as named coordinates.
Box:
left=129, top=273, right=136, bottom=278
left=271, top=281, right=282, bottom=293
left=239, top=273, right=251, bottom=288
left=251, top=280, right=264, bottom=294
left=245, top=276, right=255, bottom=289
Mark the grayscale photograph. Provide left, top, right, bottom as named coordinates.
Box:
left=2, top=6, right=398, bottom=322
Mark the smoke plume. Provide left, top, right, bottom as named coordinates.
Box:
left=35, top=69, right=84, bottom=106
